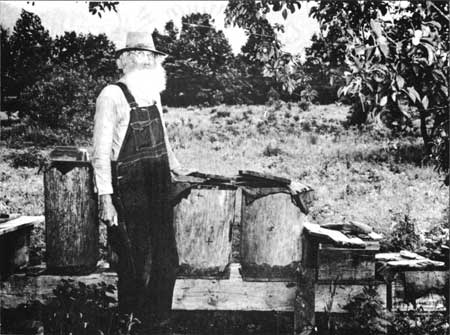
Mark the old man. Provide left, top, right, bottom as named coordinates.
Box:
left=92, top=32, right=181, bottom=329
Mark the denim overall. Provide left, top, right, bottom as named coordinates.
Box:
left=108, top=82, right=178, bottom=325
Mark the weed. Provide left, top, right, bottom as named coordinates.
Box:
left=263, top=140, right=283, bottom=157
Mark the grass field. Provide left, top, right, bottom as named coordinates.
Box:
left=0, top=103, right=447, bottom=258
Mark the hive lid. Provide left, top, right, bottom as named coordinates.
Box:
left=49, top=146, right=89, bottom=162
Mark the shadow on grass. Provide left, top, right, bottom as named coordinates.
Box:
left=349, top=142, right=426, bottom=166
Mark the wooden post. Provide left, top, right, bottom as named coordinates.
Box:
left=44, top=159, right=98, bottom=275
left=294, top=233, right=316, bottom=334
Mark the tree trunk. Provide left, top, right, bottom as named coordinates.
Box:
left=419, top=108, right=432, bottom=156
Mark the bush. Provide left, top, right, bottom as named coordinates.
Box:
left=20, top=63, right=112, bottom=142
left=381, top=213, right=420, bottom=252
left=2, top=280, right=140, bottom=335
left=5, top=148, right=47, bottom=169
left=393, top=310, right=449, bottom=335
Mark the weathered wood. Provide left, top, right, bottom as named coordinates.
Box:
left=315, top=283, right=387, bottom=313
left=294, top=233, right=316, bottom=335
left=0, top=216, right=43, bottom=236
left=303, top=222, right=366, bottom=248
left=173, top=188, right=235, bottom=277
left=238, top=170, right=291, bottom=185
left=44, top=162, right=98, bottom=275
left=172, top=278, right=296, bottom=311
left=391, top=271, right=448, bottom=311
left=317, top=245, right=376, bottom=281
left=231, top=188, right=243, bottom=263
left=0, top=271, right=118, bottom=309
left=241, top=192, right=304, bottom=280
left=376, top=252, right=446, bottom=270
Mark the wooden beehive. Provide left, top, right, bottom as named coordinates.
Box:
left=240, top=191, right=306, bottom=281
left=44, top=147, right=98, bottom=275
left=173, top=187, right=235, bottom=278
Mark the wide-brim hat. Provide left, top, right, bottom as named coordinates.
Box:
left=116, top=32, right=167, bottom=56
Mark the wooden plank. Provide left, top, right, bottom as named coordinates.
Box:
left=238, top=170, right=291, bottom=185
left=386, top=259, right=445, bottom=270
left=171, top=278, right=297, bottom=311
left=230, top=188, right=242, bottom=263
left=2, top=269, right=298, bottom=312
left=241, top=192, right=304, bottom=280
left=173, top=189, right=235, bottom=277
left=303, top=222, right=366, bottom=248
left=0, top=216, right=43, bottom=236
left=294, top=247, right=316, bottom=334
left=315, top=283, right=387, bottom=313
left=0, top=271, right=118, bottom=309
left=317, top=247, right=376, bottom=281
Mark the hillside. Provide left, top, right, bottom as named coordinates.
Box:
left=1, top=103, right=446, bottom=239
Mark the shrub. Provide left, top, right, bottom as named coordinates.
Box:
left=5, top=148, right=47, bottom=169
left=381, top=212, right=420, bottom=252
left=3, top=280, right=140, bottom=335
left=342, top=285, right=392, bottom=335
left=263, top=140, right=283, bottom=157
left=20, top=63, right=111, bottom=142
left=393, top=310, right=449, bottom=335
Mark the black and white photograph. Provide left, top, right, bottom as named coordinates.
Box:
left=0, top=1, right=449, bottom=334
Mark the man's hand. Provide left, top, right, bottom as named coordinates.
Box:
left=99, top=194, right=118, bottom=227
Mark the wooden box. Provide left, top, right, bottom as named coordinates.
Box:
left=317, top=243, right=380, bottom=282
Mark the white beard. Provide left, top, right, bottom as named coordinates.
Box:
left=121, top=65, right=167, bottom=104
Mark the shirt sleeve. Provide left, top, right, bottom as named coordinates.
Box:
left=156, top=97, right=181, bottom=171
left=92, top=87, right=117, bottom=195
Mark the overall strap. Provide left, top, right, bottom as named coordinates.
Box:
left=114, top=82, right=138, bottom=108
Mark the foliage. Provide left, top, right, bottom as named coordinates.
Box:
left=303, top=29, right=347, bottom=104
left=52, top=31, right=117, bottom=78
left=381, top=212, right=420, bottom=252
left=154, top=13, right=249, bottom=106
left=1, top=10, right=118, bottom=140
left=5, top=147, right=47, bottom=169
left=313, top=1, right=448, bottom=183
left=224, top=0, right=304, bottom=95
left=393, top=310, right=450, bottom=335
left=88, top=1, right=119, bottom=17
left=3, top=279, right=139, bottom=335
left=2, top=10, right=53, bottom=109
left=416, top=221, right=449, bottom=262
left=20, top=63, right=110, bottom=140
left=342, top=285, right=393, bottom=335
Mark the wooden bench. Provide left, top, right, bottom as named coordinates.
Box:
left=0, top=216, right=44, bottom=280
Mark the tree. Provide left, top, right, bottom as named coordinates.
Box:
left=154, top=13, right=237, bottom=106
left=53, top=31, right=117, bottom=78
left=225, top=0, right=303, bottom=94
left=315, top=1, right=448, bottom=181
left=8, top=10, right=53, bottom=109
left=0, top=26, right=16, bottom=110
left=225, top=0, right=449, bottom=184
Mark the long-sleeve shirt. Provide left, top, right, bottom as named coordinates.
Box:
left=92, top=84, right=180, bottom=195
